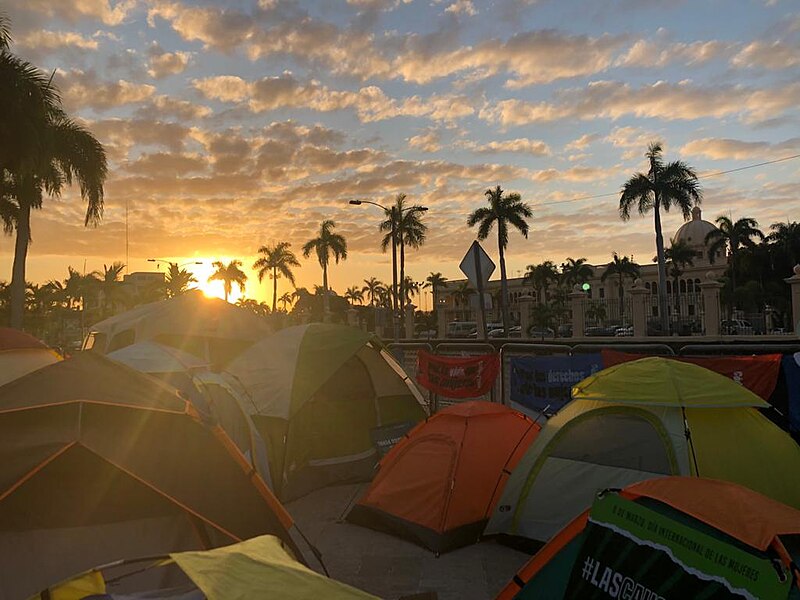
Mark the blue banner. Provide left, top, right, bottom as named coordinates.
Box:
left=782, top=353, right=800, bottom=435
left=510, top=354, right=603, bottom=414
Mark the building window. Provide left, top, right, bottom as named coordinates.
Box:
left=651, top=282, right=658, bottom=295
left=680, top=280, right=687, bottom=293
left=599, top=287, right=605, bottom=299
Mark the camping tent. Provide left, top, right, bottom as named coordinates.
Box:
left=487, top=357, right=800, bottom=545
left=227, top=323, right=428, bottom=500
left=347, top=401, right=540, bottom=554
left=107, top=341, right=272, bottom=486
left=0, top=327, right=60, bottom=386
left=496, top=477, right=800, bottom=599
left=84, top=291, right=272, bottom=367
left=0, top=352, right=305, bottom=600
left=35, top=535, right=378, bottom=600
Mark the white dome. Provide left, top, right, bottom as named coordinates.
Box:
left=674, top=206, right=718, bottom=250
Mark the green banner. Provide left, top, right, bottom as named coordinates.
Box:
left=565, top=493, right=790, bottom=600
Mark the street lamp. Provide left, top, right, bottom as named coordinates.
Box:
left=147, top=259, right=204, bottom=269
left=349, top=200, right=428, bottom=342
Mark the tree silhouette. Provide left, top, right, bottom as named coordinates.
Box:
left=303, top=220, right=347, bottom=318
left=467, top=185, right=532, bottom=334
left=208, top=260, right=247, bottom=302
left=253, top=242, right=300, bottom=313
left=619, top=142, right=701, bottom=333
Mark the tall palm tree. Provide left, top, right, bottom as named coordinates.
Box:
left=208, top=260, right=247, bottom=302
left=164, top=263, right=197, bottom=298
left=423, top=272, right=448, bottom=313
left=560, top=257, right=594, bottom=289
left=619, top=142, right=701, bottom=333
left=601, top=253, right=640, bottom=302
left=380, top=194, right=427, bottom=322
left=302, top=220, right=347, bottom=318
left=253, top=242, right=300, bottom=312
left=705, top=216, right=764, bottom=300
left=345, top=286, right=364, bottom=305
left=664, top=239, right=697, bottom=314
left=1, top=16, right=107, bottom=328
left=362, top=277, right=384, bottom=307
left=402, top=276, right=419, bottom=306
left=524, top=261, right=559, bottom=305
left=467, top=185, right=532, bottom=334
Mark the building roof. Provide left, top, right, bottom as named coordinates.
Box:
left=673, top=206, right=718, bottom=249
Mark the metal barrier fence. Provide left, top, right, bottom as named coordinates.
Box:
left=387, top=339, right=800, bottom=413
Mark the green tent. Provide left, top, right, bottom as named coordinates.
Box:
left=34, top=534, right=379, bottom=599
left=227, top=324, right=427, bottom=500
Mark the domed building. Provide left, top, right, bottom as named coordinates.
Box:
left=673, top=206, right=725, bottom=265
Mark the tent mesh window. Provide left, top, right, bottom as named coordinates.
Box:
left=549, top=414, right=672, bottom=474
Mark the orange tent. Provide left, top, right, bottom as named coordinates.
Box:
left=347, top=401, right=540, bottom=554
left=497, top=477, right=800, bottom=599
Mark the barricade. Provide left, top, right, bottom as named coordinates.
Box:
left=499, top=343, right=571, bottom=406
left=433, top=342, right=498, bottom=410
left=387, top=342, right=433, bottom=411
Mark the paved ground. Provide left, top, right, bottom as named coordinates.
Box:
left=287, top=484, right=531, bottom=600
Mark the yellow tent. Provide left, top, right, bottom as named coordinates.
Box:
left=34, top=535, right=378, bottom=600
left=487, top=357, right=800, bottom=544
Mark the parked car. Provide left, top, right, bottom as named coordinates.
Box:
left=486, top=325, right=522, bottom=338
left=614, top=325, right=634, bottom=337
left=557, top=324, right=573, bottom=338
left=415, top=329, right=437, bottom=339
left=447, top=321, right=477, bottom=338
left=721, top=319, right=757, bottom=335
left=584, top=326, right=617, bottom=337
left=528, top=326, right=555, bottom=339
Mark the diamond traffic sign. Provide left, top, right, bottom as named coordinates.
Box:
left=459, top=241, right=495, bottom=290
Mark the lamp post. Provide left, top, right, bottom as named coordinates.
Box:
left=147, top=259, right=204, bottom=270
left=349, top=200, right=428, bottom=342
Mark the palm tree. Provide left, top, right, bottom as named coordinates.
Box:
left=619, top=142, right=701, bottom=333
left=278, top=291, right=294, bottom=312
left=451, top=281, right=474, bottom=319
left=705, top=216, right=764, bottom=301
left=423, top=272, right=448, bottom=313
left=524, top=261, right=559, bottom=305
left=766, top=221, right=800, bottom=268
left=1, top=16, right=107, bottom=328
left=208, top=260, right=247, bottom=302
left=561, top=257, right=594, bottom=289
left=345, top=286, right=364, bottom=305
left=402, top=276, right=420, bottom=306
left=253, top=242, right=300, bottom=313
left=664, top=239, right=697, bottom=314
left=380, top=194, right=427, bottom=321
left=362, top=277, right=384, bottom=307
left=600, top=253, right=640, bottom=302
left=97, top=262, right=125, bottom=317
left=467, top=185, right=532, bottom=334
left=164, top=263, right=197, bottom=298
left=302, top=220, right=347, bottom=318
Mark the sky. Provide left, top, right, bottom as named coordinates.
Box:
left=1, top=0, right=799, bottom=305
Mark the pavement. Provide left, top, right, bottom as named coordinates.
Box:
left=287, top=483, right=531, bottom=600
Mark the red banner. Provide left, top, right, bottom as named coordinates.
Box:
left=416, top=350, right=500, bottom=399
left=601, top=350, right=782, bottom=400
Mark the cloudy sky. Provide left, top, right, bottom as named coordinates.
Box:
left=2, top=0, right=799, bottom=305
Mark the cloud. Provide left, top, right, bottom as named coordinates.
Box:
left=57, top=70, right=156, bottom=112
left=394, top=30, right=627, bottom=87
left=124, top=152, right=208, bottom=177
left=147, top=44, right=192, bottom=79
left=192, top=74, right=477, bottom=123
left=565, top=133, right=600, bottom=151
left=408, top=129, right=442, bottom=153
left=146, top=0, right=255, bottom=51
left=459, top=138, right=551, bottom=156
left=614, top=39, right=731, bottom=68
left=16, top=0, right=136, bottom=25
left=480, top=80, right=800, bottom=126
left=731, top=40, right=800, bottom=70
left=680, top=137, right=800, bottom=161
left=16, top=29, right=99, bottom=51
left=443, top=0, right=477, bottom=16
left=133, top=96, right=212, bottom=121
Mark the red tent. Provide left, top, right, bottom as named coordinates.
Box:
left=347, top=401, right=540, bottom=554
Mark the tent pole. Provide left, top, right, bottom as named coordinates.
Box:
left=681, top=407, right=700, bottom=476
